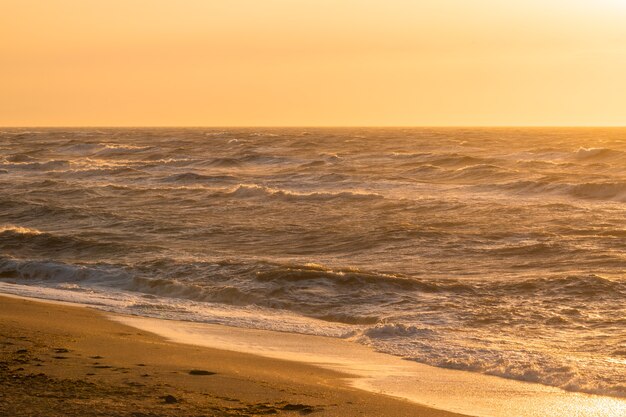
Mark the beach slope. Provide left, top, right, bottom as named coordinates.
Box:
left=0, top=295, right=468, bottom=417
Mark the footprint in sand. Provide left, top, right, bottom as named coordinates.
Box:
left=188, top=370, right=216, bottom=376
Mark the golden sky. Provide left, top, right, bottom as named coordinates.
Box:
left=2, top=0, right=625, bottom=126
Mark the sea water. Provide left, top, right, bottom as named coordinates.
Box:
left=0, top=127, right=624, bottom=400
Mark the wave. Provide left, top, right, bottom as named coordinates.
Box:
left=6, top=154, right=39, bottom=163
left=58, top=167, right=145, bottom=178
left=356, top=276, right=626, bottom=398
left=0, top=130, right=46, bottom=136
left=254, top=263, right=471, bottom=293
left=197, top=157, right=243, bottom=168
left=238, top=153, right=290, bottom=165
left=490, top=274, right=626, bottom=298
left=299, top=160, right=327, bottom=168
left=94, top=144, right=153, bottom=157
left=58, top=143, right=108, bottom=154
left=215, top=184, right=384, bottom=202
left=485, top=241, right=563, bottom=256
left=0, top=225, right=42, bottom=235
left=3, top=253, right=622, bottom=306
left=0, top=228, right=139, bottom=258
left=363, top=323, right=436, bottom=338
left=0, top=160, right=70, bottom=171
left=574, top=147, right=625, bottom=161
left=0, top=257, right=129, bottom=284
left=485, top=179, right=626, bottom=202
left=405, top=164, right=517, bottom=183
left=445, top=164, right=515, bottom=181
left=394, top=152, right=493, bottom=168
left=390, top=151, right=432, bottom=159
left=163, top=172, right=238, bottom=183
left=390, top=339, right=626, bottom=398
left=318, top=173, right=349, bottom=182
left=1, top=255, right=624, bottom=397
left=0, top=258, right=395, bottom=325
left=195, top=153, right=290, bottom=168
left=58, top=142, right=153, bottom=156
left=569, top=182, right=626, bottom=201
left=248, top=132, right=280, bottom=137
left=257, top=265, right=625, bottom=301
left=203, top=131, right=230, bottom=137
left=0, top=256, right=468, bottom=316
left=126, top=263, right=403, bottom=325
left=514, top=159, right=574, bottom=169
left=127, top=276, right=260, bottom=306
left=404, top=164, right=443, bottom=175
left=0, top=197, right=118, bottom=224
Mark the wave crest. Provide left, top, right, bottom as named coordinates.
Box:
left=574, top=147, right=624, bottom=160
left=219, top=184, right=384, bottom=202
left=0, top=225, right=42, bottom=235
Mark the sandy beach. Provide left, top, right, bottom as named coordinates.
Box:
left=0, top=295, right=468, bottom=417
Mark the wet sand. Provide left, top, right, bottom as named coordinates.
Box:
left=0, top=295, right=468, bottom=416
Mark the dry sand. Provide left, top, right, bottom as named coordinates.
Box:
left=0, top=295, right=469, bottom=417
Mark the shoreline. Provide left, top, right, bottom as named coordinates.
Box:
left=2, top=292, right=625, bottom=417
left=0, top=294, right=467, bottom=417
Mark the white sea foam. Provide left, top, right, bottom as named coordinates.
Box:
left=0, top=225, right=42, bottom=235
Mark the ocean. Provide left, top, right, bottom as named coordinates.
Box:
left=1, top=127, right=624, bottom=398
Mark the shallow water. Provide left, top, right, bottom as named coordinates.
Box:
left=1, top=127, right=624, bottom=398
left=115, top=313, right=626, bottom=417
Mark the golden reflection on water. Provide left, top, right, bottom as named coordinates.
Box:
left=541, top=395, right=626, bottom=417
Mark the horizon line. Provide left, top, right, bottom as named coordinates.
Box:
left=2, top=125, right=626, bottom=129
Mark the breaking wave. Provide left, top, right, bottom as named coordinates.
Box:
left=215, top=184, right=384, bottom=202
left=574, top=147, right=625, bottom=161
left=0, top=225, right=43, bottom=235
